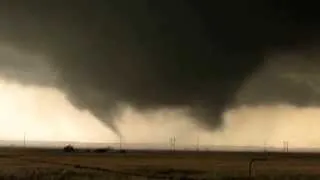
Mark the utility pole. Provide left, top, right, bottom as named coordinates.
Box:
left=119, top=135, right=122, bottom=150
left=169, top=137, right=176, bottom=151
left=283, top=141, right=289, bottom=152
left=196, top=136, right=200, bottom=152
left=23, top=132, right=26, bottom=148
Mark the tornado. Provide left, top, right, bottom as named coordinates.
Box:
left=0, top=1, right=318, bottom=135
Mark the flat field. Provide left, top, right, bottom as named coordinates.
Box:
left=0, top=147, right=320, bottom=179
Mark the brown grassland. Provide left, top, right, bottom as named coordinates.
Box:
left=0, top=147, right=320, bottom=179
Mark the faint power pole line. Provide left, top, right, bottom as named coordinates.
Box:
left=169, top=137, right=176, bottom=151
left=196, top=136, right=200, bottom=152
left=283, top=141, right=289, bottom=152
left=23, top=132, right=26, bottom=148
left=119, top=135, right=122, bottom=150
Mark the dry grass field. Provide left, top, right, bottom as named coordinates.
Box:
left=0, top=147, right=320, bottom=179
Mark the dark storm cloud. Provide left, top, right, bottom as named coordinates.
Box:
left=0, top=1, right=319, bottom=131
left=0, top=45, right=58, bottom=86
left=235, top=51, right=320, bottom=107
